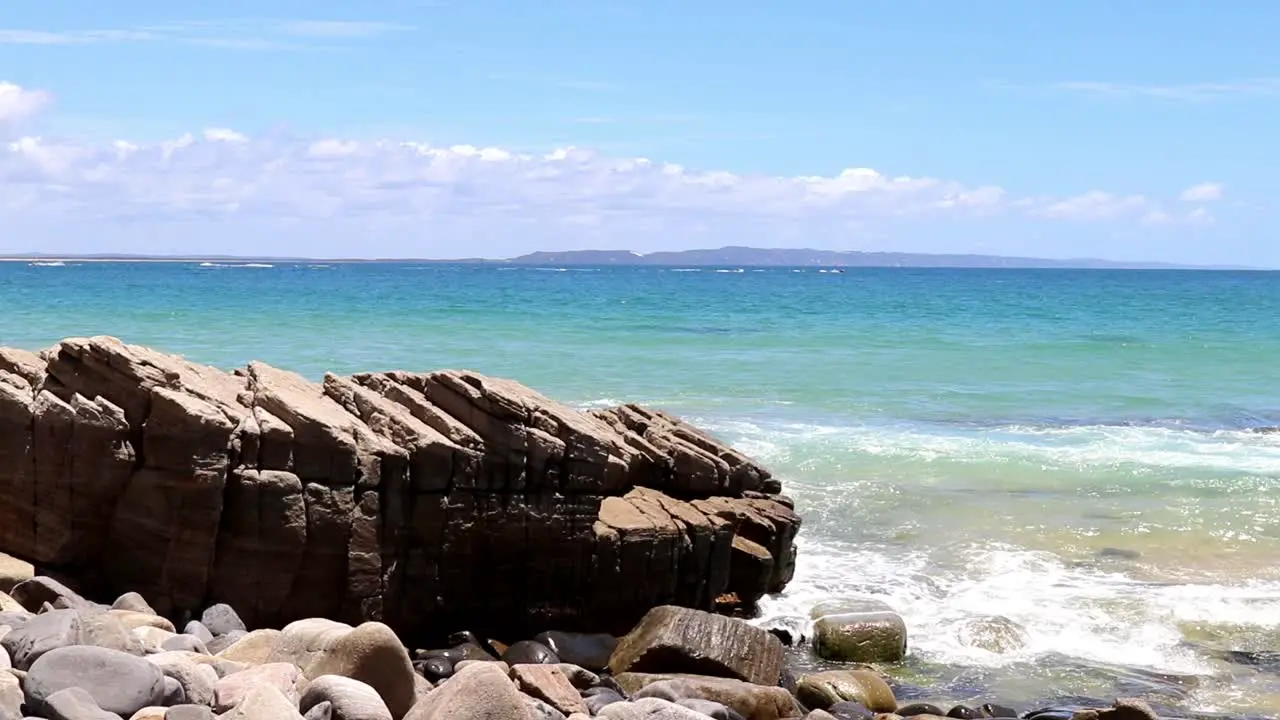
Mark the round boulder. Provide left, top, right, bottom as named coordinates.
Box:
left=808, top=598, right=895, bottom=621
left=273, top=620, right=416, bottom=720
left=200, top=604, right=247, bottom=637
left=794, top=670, right=897, bottom=714
left=26, top=645, right=167, bottom=717
left=404, top=662, right=527, bottom=720
left=300, top=675, right=392, bottom=720
left=633, top=676, right=798, bottom=720
left=501, top=640, right=559, bottom=665
left=533, top=632, right=617, bottom=672
left=812, top=611, right=907, bottom=663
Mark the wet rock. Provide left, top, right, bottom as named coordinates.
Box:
left=423, top=642, right=495, bottom=664
left=300, top=675, right=393, bottom=720
left=534, top=631, right=617, bottom=672
left=413, top=656, right=453, bottom=681
left=610, top=606, right=785, bottom=687
left=556, top=663, right=600, bottom=690
left=979, top=704, right=1017, bottom=718
left=1096, top=548, right=1141, bottom=561
left=795, top=671, right=896, bottom=714
left=945, top=706, right=978, bottom=719
left=26, top=646, right=166, bottom=717
left=403, top=662, right=527, bottom=720
left=955, top=617, right=1027, bottom=654
left=512, top=664, right=588, bottom=716
left=898, top=704, right=944, bottom=717
left=1091, top=699, right=1157, bottom=720
left=586, top=687, right=628, bottom=715
left=811, top=612, right=907, bottom=664
left=808, top=599, right=894, bottom=621
left=501, top=640, right=559, bottom=666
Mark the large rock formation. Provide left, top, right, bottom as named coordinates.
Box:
left=0, top=337, right=800, bottom=642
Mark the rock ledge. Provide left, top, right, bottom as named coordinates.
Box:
left=0, top=337, right=800, bottom=640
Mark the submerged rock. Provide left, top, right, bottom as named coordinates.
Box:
left=955, top=616, right=1028, bottom=654
left=0, top=336, right=799, bottom=640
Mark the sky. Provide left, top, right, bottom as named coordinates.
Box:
left=1, top=1, right=1277, bottom=264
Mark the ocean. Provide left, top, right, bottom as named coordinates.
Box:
left=3, top=261, right=1279, bottom=717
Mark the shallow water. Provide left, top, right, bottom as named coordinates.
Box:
left=3, top=262, right=1279, bottom=716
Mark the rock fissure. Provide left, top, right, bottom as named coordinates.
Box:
left=0, top=336, right=800, bottom=641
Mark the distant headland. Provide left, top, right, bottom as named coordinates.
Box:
left=0, top=246, right=1258, bottom=270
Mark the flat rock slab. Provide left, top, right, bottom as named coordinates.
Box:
left=609, top=606, right=785, bottom=687
left=512, top=664, right=589, bottom=716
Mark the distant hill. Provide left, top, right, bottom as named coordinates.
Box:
left=0, top=246, right=1255, bottom=270
left=507, top=246, right=1235, bottom=269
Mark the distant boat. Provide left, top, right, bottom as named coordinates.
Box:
left=29, top=261, right=66, bottom=267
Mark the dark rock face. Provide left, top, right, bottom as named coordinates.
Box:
left=0, top=337, right=800, bottom=641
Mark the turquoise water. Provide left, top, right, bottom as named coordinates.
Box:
left=4, top=261, right=1280, bottom=716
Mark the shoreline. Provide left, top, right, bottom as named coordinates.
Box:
left=1, top=564, right=1255, bottom=720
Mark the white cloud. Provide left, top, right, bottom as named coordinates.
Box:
left=0, top=82, right=51, bottom=125
left=1179, top=182, right=1224, bottom=202
left=276, top=20, right=411, bottom=38
left=1037, top=191, right=1159, bottom=222
left=1187, top=207, right=1215, bottom=225
left=0, top=18, right=409, bottom=51
left=0, top=128, right=1215, bottom=258
left=203, top=128, right=248, bottom=143
left=0, top=82, right=1229, bottom=258
left=1055, top=78, right=1280, bottom=102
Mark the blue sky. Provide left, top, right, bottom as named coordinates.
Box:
left=1, top=1, right=1276, bottom=264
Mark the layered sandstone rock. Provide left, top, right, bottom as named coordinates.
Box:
left=0, top=337, right=800, bottom=641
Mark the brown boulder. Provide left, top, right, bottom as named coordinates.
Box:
left=0, top=337, right=800, bottom=641
left=610, top=606, right=785, bottom=687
